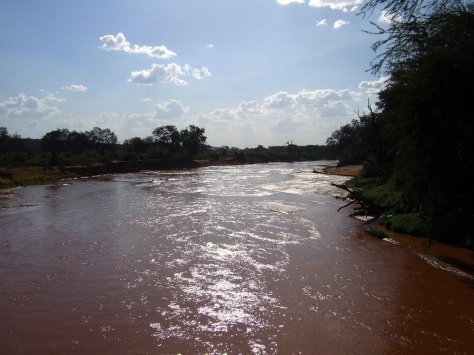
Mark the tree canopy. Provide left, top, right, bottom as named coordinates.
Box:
left=329, top=0, right=474, bottom=246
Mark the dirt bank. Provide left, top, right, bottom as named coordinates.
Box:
left=322, top=164, right=362, bottom=177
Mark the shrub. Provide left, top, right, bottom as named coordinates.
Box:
left=389, top=213, right=426, bottom=236
left=120, top=152, right=138, bottom=161
left=366, top=227, right=388, bottom=239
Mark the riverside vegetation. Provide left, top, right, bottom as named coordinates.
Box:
left=0, top=124, right=336, bottom=188
left=327, top=0, right=474, bottom=249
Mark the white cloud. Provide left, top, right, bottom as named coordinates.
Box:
left=277, top=0, right=306, bottom=5
left=308, top=0, right=362, bottom=11
left=129, top=63, right=211, bottom=85
left=0, top=93, right=63, bottom=118
left=201, top=87, right=364, bottom=146
left=206, top=43, right=214, bottom=49
left=129, top=63, right=188, bottom=85
left=192, top=67, right=212, bottom=80
left=333, top=19, right=349, bottom=29
left=63, top=84, right=87, bottom=92
left=316, top=19, right=328, bottom=26
left=378, top=10, right=402, bottom=24
left=358, top=76, right=389, bottom=94
left=154, top=99, right=188, bottom=120
left=99, top=32, right=176, bottom=59
left=140, top=98, right=152, bottom=102
left=264, top=91, right=296, bottom=109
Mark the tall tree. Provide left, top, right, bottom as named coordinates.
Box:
left=152, top=125, right=181, bottom=156
left=42, top=129, right=70, bottom=165
left=86, top=127, right=117, bottom=156
left=180, top=125, right=207, bottom=158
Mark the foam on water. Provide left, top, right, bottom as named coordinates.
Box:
left=417, top=253, right=474, bottom=280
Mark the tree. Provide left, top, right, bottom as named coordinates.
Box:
left=86, top=127, right=117, bottom=155
left=326, top=120, right=367, bottom=166
left=180, top=125, right=207, bottom=158
left=152, top=125, right=181, bottom=156
left=67, top=131, right=91, bottom=154
left=0, top=127, right=8, bottom=152
left=42, top=129, right=70, bottom=165
left=123, top=137, right=149, bottom=154
left=361, top=0, right=468, bottom=73
left=377, top=4, right=474, bottom=242
left=346, top=0, right=474, bottom=245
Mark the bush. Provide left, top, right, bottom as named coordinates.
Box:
left=361, top=184, right=401, bottom=211
left=10, top=152, right=27, bottom=166
left=366, top=227, right=388, bottom=239
left=380, top=213, right=426, bottom=237
left=120, top=152, right=138, bottom=161
left=389, top=213, right=426, bottom=236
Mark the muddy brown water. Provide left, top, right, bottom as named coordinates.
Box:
left=0, top=161, right=473, bottom=354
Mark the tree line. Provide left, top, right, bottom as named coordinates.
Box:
left=0, top=125, right=336, bottom=167
left=0, top=125, right=207, bottom=166
left=328, top=0, right=474, bottom=247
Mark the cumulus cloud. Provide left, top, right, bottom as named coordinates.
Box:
left=99, top=32, right=176, bottom=59
left=154, top=99, right=188, bottom=120
left=192, top=67, right=212, bottom=80
left=378, top=10, right=402, bottom=24
left=129, top=63, right=188, bottom=85
left=0, top=93, right=63, bottom=118
left=333, top=19, right=349, bottom=29
left=200, top=87, right=364, bottom=147
left=316, top=19, right=328, bottom=26
left=358, top=76, right=389, bottom=94
left=129, top=63, right=211, bottom=85
left=277, top=0, right=306, bottom=4
left=308, top=0, right=362, bottom=11
left=264, top=91, right=296, bottom=109
left=63, top=84, right=87, bottom=92
left=207, top=88, right=360, bottom=126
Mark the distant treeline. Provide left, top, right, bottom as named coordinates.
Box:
left=327, top=0, right=474, bottom=248
left=0, top=125, right=336, bottom=167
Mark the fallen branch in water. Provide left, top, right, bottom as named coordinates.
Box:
left=331, top=182, right=381, bottom=217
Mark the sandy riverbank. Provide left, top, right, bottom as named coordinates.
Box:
left=322, top=164, right=362, bottom=177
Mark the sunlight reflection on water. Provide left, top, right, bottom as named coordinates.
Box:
left=2, top=161, right=472, bottom=354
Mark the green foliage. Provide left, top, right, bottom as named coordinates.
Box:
left=327, top=2, right=474, bottom=247
left=180, top=125, right=207, bottom=158
left=380, top=213, right=426, bottom=236
left=86, top=127, right=117, bottom=156
left=360, top=184, right=401, bottom=211
left=366, top=227, right=388, bottom=239
left=120, top=152, right=138, bottom=161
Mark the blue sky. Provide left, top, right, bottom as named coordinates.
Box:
left=0, top=0, right=388, bottom=147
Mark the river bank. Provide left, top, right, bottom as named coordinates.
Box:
left=322, top=164, right=362, bottom=177
left=0, top=158, right=332, bottom=189
left=0, top=159, right=202, bottom=189
left=366, top=221, right=474, bottom=279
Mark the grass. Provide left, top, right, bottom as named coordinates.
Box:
left=0, top=167, right=75, bottom=189
left=380, top=212, right=426, bottom=236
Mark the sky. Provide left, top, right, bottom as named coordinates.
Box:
left=0, top=0, right=389, bottom=148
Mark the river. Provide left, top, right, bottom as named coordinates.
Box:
left=0, top=161, right=473, bottom=354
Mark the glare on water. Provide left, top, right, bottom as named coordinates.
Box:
left=0, top=161, right=473, bottom=354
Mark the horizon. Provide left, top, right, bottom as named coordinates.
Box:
left=0, top=0, right=388, bottom=149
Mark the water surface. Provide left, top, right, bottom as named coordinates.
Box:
left=0, top=161, right=473, bottom=354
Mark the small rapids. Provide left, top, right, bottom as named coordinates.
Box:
left=0, top=161, right=473, bottom=354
